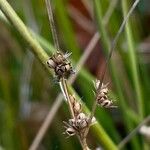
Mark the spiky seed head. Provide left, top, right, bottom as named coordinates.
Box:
left=47, top=51, right=74, bottom=79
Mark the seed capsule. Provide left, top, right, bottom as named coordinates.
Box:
left=47, top=51, right=74, bottom=79
left=95, top=80, right=117, bottom=108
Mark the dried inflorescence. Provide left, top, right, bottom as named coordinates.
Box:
left=63, top=113, right=89, bottom=137
left=63, top=95, right=95, bottom=137
left=95, top=80, right=117, bottom=108
left=47, top=51, right=74, bottom=79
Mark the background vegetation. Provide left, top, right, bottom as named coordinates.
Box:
left=0, top=0, right=150, bottom=149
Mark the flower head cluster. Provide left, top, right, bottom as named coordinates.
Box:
left=64, top=113, right=89, bottom=137
left=95, top=80, right=117, bottom=108
left=63, top=95, right=95, bottom=137
left=47, top=51, right=74, bottom=79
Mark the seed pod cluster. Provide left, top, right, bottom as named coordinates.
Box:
left=47, top=51, right=74, bottom=79
left=95, top=80, right=117, bottom=108
left=63, top=113, right=89, bottom=137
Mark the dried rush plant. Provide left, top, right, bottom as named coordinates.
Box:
left=0, top=0, right=140, bottom=149
left=44, top=0, right=140, bottom=149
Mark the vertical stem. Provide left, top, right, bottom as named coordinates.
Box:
left=60, top=78, right=91, bottom=149
left=45, top=0, right=60, bottom=50
left=59, top=78, right=75, bottom=118
left=122, top=0, right=143, bottom=119
left=79, top=136, right=90, bottom=150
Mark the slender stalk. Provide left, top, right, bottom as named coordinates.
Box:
left=122, top=0, right=143, bottom=119
left=79, top=137, right=90, bottom=150
left=60, top=78, right=89, bottom=150
left=84, top=0, right=140, bottom=139
left=45, top=0, right=60, bottom=51
left=59, top=78, right=75, bottom=118
left=29, top=94, right=63, bottom=150
left=44, top=0, right=89, bottom=149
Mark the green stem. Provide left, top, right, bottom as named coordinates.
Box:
left=122, top=0, right=143, bottom=119
left=0, top=0, right=48, bottom=67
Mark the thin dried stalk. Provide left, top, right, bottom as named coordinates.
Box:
left=29, top=94, right=62, bottom=150
left=59, top=78, right=75, bottom=118
left=45, top=0, right=60, bottom=51
left=85, top=0, right=140, bottom=138
left=45, top=0, right=89, bottom=149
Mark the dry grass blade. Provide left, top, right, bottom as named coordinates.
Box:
left=29, top=94, right=63, bottom=150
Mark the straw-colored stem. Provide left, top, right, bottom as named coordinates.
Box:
left=59, top=78, right=75, bottom=118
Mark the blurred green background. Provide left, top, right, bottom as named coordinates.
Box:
left=0, top=0, right=150, bottom=149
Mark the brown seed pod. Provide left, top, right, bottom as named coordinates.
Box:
left=95, top=80, right=117, bottom=108
left=47, top=51, right=74, bottom=79
left=63, top=113, right=90, bottom=137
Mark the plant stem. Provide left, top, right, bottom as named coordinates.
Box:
left=45, top=0, right=60, bottom=51
left=0, top=0, right=48, bottom=66
left=45, top=0, right=89, bottom=148
left=59, top=78, right=75, bottom=118
left=59, top=78, right=90, bottom=149
left=122, top=0, right=143, bottom=119
left=79, top=137, right=90, bottom=150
